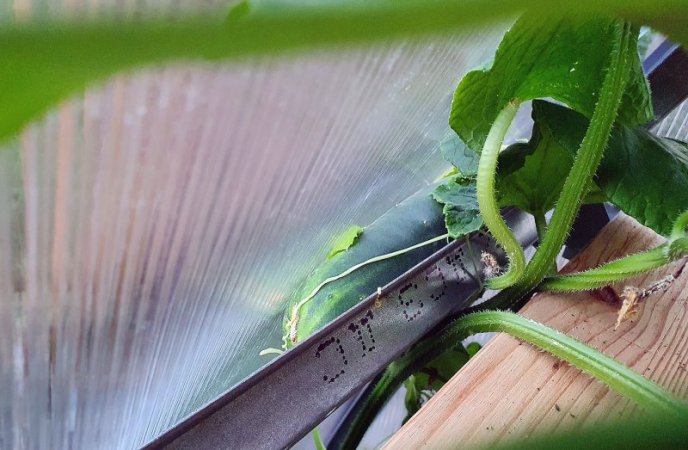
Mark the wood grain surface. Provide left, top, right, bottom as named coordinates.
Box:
left=384, top=213, right=688, bottom=449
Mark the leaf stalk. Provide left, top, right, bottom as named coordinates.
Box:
left=477, top=100, right=526, bottom=289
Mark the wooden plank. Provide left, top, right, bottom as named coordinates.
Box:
left=384, top=213, right=688, bottom=449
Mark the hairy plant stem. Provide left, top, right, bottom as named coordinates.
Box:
left=668, top=211, right=688, bottom=258
left=477, top=101, right=526, bottom=289
left=490, top=21, right=636, bottom=308
left=669, top=238, right=688, bottom=259
left=438, top=311, right=687, bottom=416
left=541, top=245, right=670, bottom=292
left=533, top=211, right=557, bottom=276
left=671, top=211, right=688, bottom=240
left=541, top=208, right=688, bottom=292
left=335, top=309, right=687, bottom=448
left=534, top=211, right=548, bottom=243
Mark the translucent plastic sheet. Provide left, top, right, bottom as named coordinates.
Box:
left=3, top=1, right=686, bottom=448
left=0, top=5, right=509, bottom=448
left=654, top=98, right=688, bottom=140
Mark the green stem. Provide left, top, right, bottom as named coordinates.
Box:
left=337, top=307, right=686, bottom=447
left=312, top=427, right=326, bottom=450
left=494, top=21, right=635, bottom=308
left=534, top=211, right=548, bottom=243
left=438, top=311, right=687, bottom=416
left=670, top=210, right=688, bottom=240
left=541, top=245, right=670, bottom=292
left=533, top=211, right=557, bottom=276
left=477, top=101, right=526, bottom=289
left=668, top=211, right=688, bottom=258
left=542, top=208, right=688, bottom=292
left=669, top=238, right=688, bottom=259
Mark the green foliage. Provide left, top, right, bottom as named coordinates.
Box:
left=432, top=176, right=483, bottom=238
left=417, top=347, right=469, bottom=392
left=439, top=133, right=479, bottom=176
left=0, top=1, right=683, bottom=450
left=403, top=375, right=421, bottom=419
left=489, top=21, right=639, bottom=306
left=446, top=16, right=650, bottom=291
left=496, top=121, right=573, bottom=217
left=479, top=413, right=688, bottom=450
left=541, top=245, right=670, bottom=292
left=404, top=345, right=471, bottom=422
left=440, top=311, right=688, bottom=417
left=2, top=0, right=688, bottom=143
left=326, top=226, right=363, bottom=260
left=450, top=15, right=652, bottom=153
left=5, top=0, right=684, bottom=444
left=533, top=100, right=688, bottom=236
left=330, top=8, right=688, bottom=447
left=465, top=341, right=482, bottom=357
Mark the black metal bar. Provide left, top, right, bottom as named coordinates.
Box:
left=142, top=210, right=536, bottom=449
left=645, top=41, right=688, bottom=125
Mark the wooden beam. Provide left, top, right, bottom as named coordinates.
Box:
left=384, top=213, right=688, bottom=448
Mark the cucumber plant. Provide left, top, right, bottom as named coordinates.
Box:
left=3, top=1, right=688, bottom=449
left=288, top=13, right=688, bottom=449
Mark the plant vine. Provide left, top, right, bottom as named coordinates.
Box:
left=327, top=17, right=688, bottom=446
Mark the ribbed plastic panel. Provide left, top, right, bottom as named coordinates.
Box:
left=0, top=2, right=507, bottom=447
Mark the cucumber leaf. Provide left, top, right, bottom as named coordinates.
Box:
left=432, top=177, right=483, bottom=238
left=326, top=225, right=363, bottom=260
left=403, top=375, right=421, bottom=421
left=439, top=133, right=479, bottom=176
left=495, top=107, right=603, bottom=216
left=450, top=15, right=652, bottom=153
left=1, top=0, right=687, bottom=143
left=532, top=100, right=688, bottom=236
left=496, top=127, right=573, bottom=217
left=404, top=345, right=470, bottom=423
left=465, top=341, right=482, bottom=357
left=414, top=347, right=469, bottom=393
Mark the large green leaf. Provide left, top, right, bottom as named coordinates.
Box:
left=533, top=100, right=688, bottom=236
left=439, top=133, right=480, bottom=176
left=496, top=129, right=573, bottom=217
left=0, top=0, right=687, bottom=142
left=450, top=14, right=653, bottom=152
left=495, top=108, right=605, bottom=216
left=432, top=176, right=483, bottom=238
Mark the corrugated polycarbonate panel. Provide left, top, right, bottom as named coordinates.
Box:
left=0, top=9, right=508, bottom=448
left=654, top=98, right=688, bottom=140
